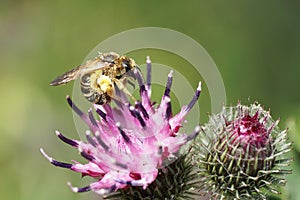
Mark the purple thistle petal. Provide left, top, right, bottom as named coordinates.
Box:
left=94, top=132, right=109, bottom=151
left=135, top=101, right=149, bottom=120
left=80, top=150, right=95, bottom=161
left=67, top=95, right=96, bottom=131
left=66, top=95, right=84, bottom=117
left=67, top=182, right=91, bottom=193
left=40, top=148, right=73, bottom=169
left=116, top=122, right=131, bottom=144
left=165, top=98, right=172, bottom=120
left=185, top=125, right=201, bottom=141
left=164, top=70, right=173, bottom=97
left=56, top=130, right=78, bottom=147
left=95, top=108, right=107, bottom=122
left=185, top=82, right=201, bottom=112
left=129, top=105, right=146, bottom=127
left=88, top=109, right=98, bottom=127
left=85, top=130, right=98, bottom=147
left=146, top=56, right=151, bottom=89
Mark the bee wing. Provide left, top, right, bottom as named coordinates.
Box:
left=50, top=59, right=109, bottom=86
left=50, top=65, right=83, bottom=86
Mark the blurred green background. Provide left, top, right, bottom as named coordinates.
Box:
left=1, top=0, right=300, bottom=199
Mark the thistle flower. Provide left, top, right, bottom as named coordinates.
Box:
left=41, top=56, right=202, bottom=198
left=193, top=103, right=293, bottom=199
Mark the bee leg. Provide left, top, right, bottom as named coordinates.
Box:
left=113, top=78, right=136, bottom=103
left=106, top=88, right=126, bottom=108
left=127, top=80, right=136, bottom=90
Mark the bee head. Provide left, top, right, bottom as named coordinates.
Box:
left=121, top=57, right=137, bottom=72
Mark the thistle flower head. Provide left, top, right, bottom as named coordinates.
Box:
left=193, top=103, right=293, bottom=199
left=41, top=56, right=201, bottom=197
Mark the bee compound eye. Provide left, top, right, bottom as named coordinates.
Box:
left=122, top=60, right=131, bottom=72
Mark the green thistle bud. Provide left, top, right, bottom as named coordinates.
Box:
left=192, top=103, right=293, bottom=200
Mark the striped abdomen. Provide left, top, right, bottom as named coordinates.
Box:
left=80, top=73, right=111, bottom=105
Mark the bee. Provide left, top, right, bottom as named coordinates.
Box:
left=50, top=52, right=138, bottom=105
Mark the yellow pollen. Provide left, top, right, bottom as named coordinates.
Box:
left=97, top=75, right=112, bottom=92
